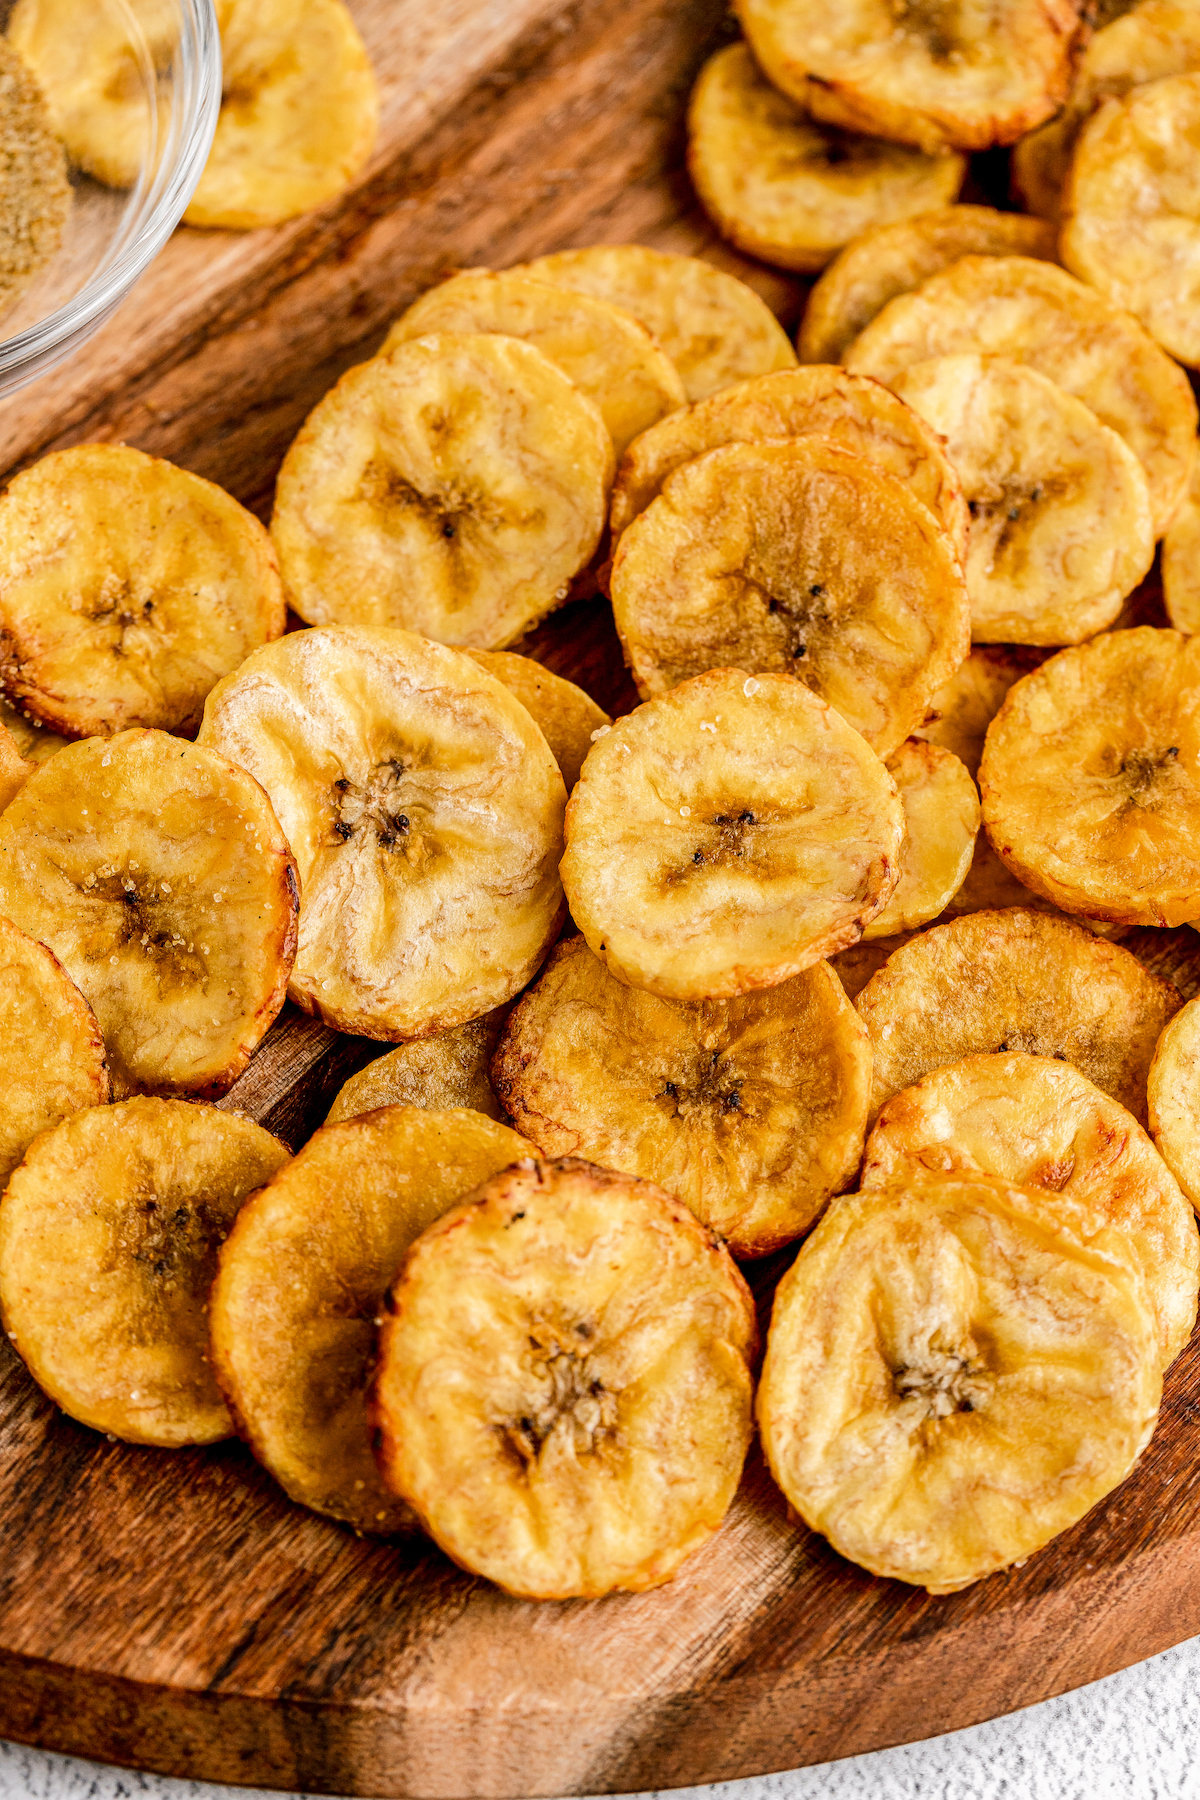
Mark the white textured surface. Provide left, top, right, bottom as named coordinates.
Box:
left=2, top=1634, right=1199, bottom=1800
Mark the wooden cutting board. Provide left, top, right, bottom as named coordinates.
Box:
left=4, top=0, right=1200, bottom=1794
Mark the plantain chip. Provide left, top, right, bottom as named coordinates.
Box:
left=607, top=365, right=968, bottom=560
left=370, top=1155, right=757, bottom=1599
left=735, top=0, right=1089, bottom=152
left=0, top=445, right=286, bottom=740
left=758, top=1172, right=1161, bottom=1593
left=515, top=243, right=797, bottom=402
left=1149, top=996, right=1200, bottom=1213
left=891, top=354, right=1154, bottom=644
left=1163, top=453, right=1200, bottom=635
left=0, top=730, right=297, bottom=1097
left=980, top=628, right=1200, bottom=927
left=610, top=438, right=969, bottom=757
left=184, top=0, right=377, bottom=229
left=844, top=255, right=1198, bottom=537
left=465, top=650, right=609, bottom=792
left=0, top=1098, right=288, bottom=1446
left=863, top=739, right=979, bottom=939
left=326, top=1015, right=506, bottom=1125
left=687, top=43, right=965, bottom=276
left=382, top=269, right=685, bottom=462
left=560, top=668, right=904, bottom=999
left=198, top=627, right=566, bottom=1041
left=211, top=1107, right=534, bottom=1532
left=1062, top=75, right=1200, bottom=370
left=270, top=334, right=613, bottom=648
left=856, top=907, right=1180, bottom=1124
left=492, top=935, right=871, bottom=1257
left=915, top=643, right=1046, bottom=778
left=830, top=931, right=922, bottom=1001
left=862, top=1054, right=1199, bottom=1369
left=0, top=915, right=109, bottom=1189
left=799, top=204, right=1058, bottom=365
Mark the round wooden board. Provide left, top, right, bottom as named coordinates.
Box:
left=3, top=592, right=1200, bottom=1799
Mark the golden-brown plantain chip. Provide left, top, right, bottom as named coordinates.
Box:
left=465, top=650, right=610, bottom=792
left=1163, top=451, right=1200, bottom=634
left=980, top=629, right=1200, bottom=927
left=8, top=0, right=174, bottom=188
left=560, top=668, right=904, bottom=999
left=1012, top=0, right=1200, bottom=221
left=0, top=730, right=298, bottom=1097
left=0, top=1098, right=288, bottom=1445
left=862, top=1054, right=1199, bottom=1369
left=0, top=915, right=109, bottom=1188
left=757, top=1172, right=1161, bottom=1592
left=863, top=739, right=978, bottom=939
left=371, top=1156, right=757, bottom=1599
left=799, top=205, right=1058, bottom=364
left=0, top=444, right=286, bottom=740
left=736, top=0, right=1089, bottom=153
left=492, top=935, right=871, bottom=1257
left=610, top=438, right=969, bottom=757
left=607, top=366, right=968, bottom=560
left=0, top=696, right=68, bottom=767
left=211, top=1107, right=534, bottom=1532
left=687, top=43, right=965, bottom=276
left=856, top=907, right=1180, bottom=1124
left=326, top=1015, right=506, bottom=1125
left=1148, top=996, right=1200, bottom=1212
left=382, top=270, right=685, bottom=462
left=198, top=627, right=566, bottom=1040
left=844, top=255, right=1198, bottom=537
left=515, top=244, right=797, bottom=403
left=1062, top=75, right=1200, bottom=369
left=830, top=931, right=922, bottom=1001
left=891, top=354, right=1154, bottom=644
left=184, top=0, right=377, bottom=229
left=270, top=334, right=613, bottom=648
left=915, top=643, right=1046, bottom=778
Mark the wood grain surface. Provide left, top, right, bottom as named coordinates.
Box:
left=2, top=0, right=1200, bottom=1795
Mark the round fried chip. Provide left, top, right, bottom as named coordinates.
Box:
left=0, top=445, right=286, bottom=740
left=0, top=696, right=68, bottom=768
left=465, top=650, right=609, bottom=792
left=198, top=627, right=566, bottom=1040
left=370, top=1156, right=757, bottom=1599
left=799, top=205, right=1058, bottom=365
left=891, top=354, right=1154, bottom=644
left=735, top=0, right=1089, bottom=153
left=610, top=438, right=969, bottom=758
left=863, top=1054, right=1199, bottom=1369
left=980, top=629, right=1200, bottom=927
left=1148, top=996, right=1200, bottom=1213
left=515, top=244, right=797, bottom=403
left=1012, top=0, right=1200, bottom=220
left=863, top=739, right=979, bottom=940
left=758, top=1172, right=1161, bottom=1593
left=607, top=366, right=968, bottom=560
left=915, top=644, right=1046, bottom=778
left=844, top=255, right=1198, bottom=538
left=326, top=1015, right=506, bottom=1125
left=687, top=43, right=965, bottom=276
left=382, top=270, right=685, bottom=462
left=560, top=669, right=904, bottom=999
left=1163, top=453, right=1200, bottom=635
left=211, top=1108, right=534, bottom=1533
left=1062, top=75, right=1200, bottom=369
left=183, top=0, right=378, bottom=230
left=0, top=915, right=109, bottom=1189
left=856, top=908, right=1180, bottom=1124
left=0, top=730, right=297, bottom=1097
left=0, top=1098, right=288, bottom=1446
left=493, top=935, right=871, bottom=1257
left=270, top=334, right=613, bottom=648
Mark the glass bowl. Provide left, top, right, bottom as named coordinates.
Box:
left=0, top=0, right=220, bottom=398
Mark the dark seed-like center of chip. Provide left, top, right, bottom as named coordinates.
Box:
left=893, top=1339, right=988, bottom=1423
left=500, top=1325, right=617, bottom=1466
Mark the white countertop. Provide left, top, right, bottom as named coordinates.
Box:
left=3, top=1632, right=1197, bottom=1800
